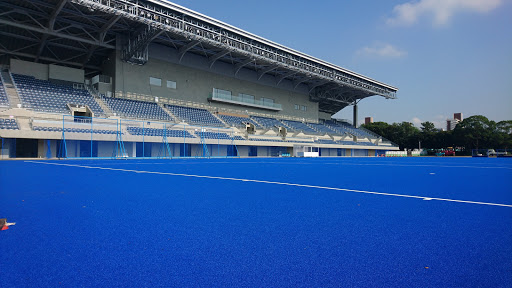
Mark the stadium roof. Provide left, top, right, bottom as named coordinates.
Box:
left=0, top=0, right=398, bottom=114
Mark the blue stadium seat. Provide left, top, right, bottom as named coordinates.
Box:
left=281, top=120, right=319, bottom=134
left=165, top=105, right=224, bottom=127
left=194, top=131, right=245, bottom=140
left=250, top=116, right=284, bottom=129
left=307, top=122, right=337, bottom=134
left=12, top=74, right=104, bottom=116
left=103, top=96, right=173, bottom=122
left=325, top=120, right=376, bottom=139
left=0, top=77, right=10, bottom=107
left=315, top=139, right=337, bottom=144
left=126, top=127, right=195, bottom=138
left=218, top=114, right=261, bottom=128
left=0, top=118, right=19, bottom=130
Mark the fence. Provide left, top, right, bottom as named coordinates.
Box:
left=55, top=115, right=240, bottom=159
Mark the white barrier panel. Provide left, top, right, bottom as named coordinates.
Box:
left=297, top=151, right=319, bottom=157
left=385, top=151, right=407, bottom=157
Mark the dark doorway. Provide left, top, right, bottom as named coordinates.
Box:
left=15, top=138, right=38, bottom=158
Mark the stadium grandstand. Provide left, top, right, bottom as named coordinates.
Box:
left=0, top=0, right=399, bottom=158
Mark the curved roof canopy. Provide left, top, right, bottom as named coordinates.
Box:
left=0, top=0, right=398, bottom=114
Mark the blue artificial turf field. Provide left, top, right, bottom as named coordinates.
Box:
left=1, top=157, right=511, bottom=287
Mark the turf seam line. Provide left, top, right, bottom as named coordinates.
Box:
left=25, top=161, right=512, bottom=208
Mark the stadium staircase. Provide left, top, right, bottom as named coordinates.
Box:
left=157, top=103, right=178, bottom=122
left=211, top=112, right=229, bottom=127
left=92, top=95, right=114, bottom=117
left=0, top=69, right=21, bottom=108
left=249, top=117, right=270, bottom=134
left=86, top=82, right=113, bottom=117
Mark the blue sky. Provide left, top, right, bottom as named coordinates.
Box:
left=169, top=0, right=511, bottom=128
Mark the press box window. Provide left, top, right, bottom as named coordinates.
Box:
left=213, top=88, right=232, bottom=98
left=167, top=80, right=176, bottom=89
left=294, top=104, right=300, bottom=110
left=301, top=105, right=307, bottom=111
left=239, top=93, right=255, bottom=102
left=150, top=77, right=161, bottom=86
left=261, top=98, right=274, bottom=105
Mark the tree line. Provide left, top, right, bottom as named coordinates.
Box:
left=361, top=115, right=512, bottom=154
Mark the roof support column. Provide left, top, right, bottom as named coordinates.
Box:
left=353, top=101, right=359, bottom=142
left=353, top=102, right=358, bottom=128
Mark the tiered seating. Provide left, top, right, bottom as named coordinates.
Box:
left=286, top=139, right=314, bottom=143
left=324, top=120, right=352, bottom=135
left=334, top=121, right=375, bottom=138
left=324, top=120, right=376, bottom=138
left=307, top=122, right=336, bottom=134
left=0, top=118, right=19, bottom=130
left=0, top=78, right=9, bottom=107
left=33, top=126, right=117, bottom=134
left=12, top=74, right=104, bottom=115
left=218, top=114, right=261, bottom=128
left=166, top=105, right=224, bottom=127
left=315, top=139, right=337, bottom=144
left=338, top=140, right=375, bottom=146
left=103, top=97, right=172, bottom=121
left=195, top=131, right=245, bottom=140
left=281, top=120, right=318, bottom=134
left=126, top=127, right=194, bottom=138
left=248, top=137, right=284, bottom=142
left=250, top=116, right=284, bottom=129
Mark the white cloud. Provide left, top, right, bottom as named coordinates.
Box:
left=412, top=116, right=450, bottom=129
left=356, top=43, right=407, bottom=59
left=432, top=115, right=448, bottom=130
left=411, top=117, right=422, bottom=127
left=386, top=0, right=503, bottom=27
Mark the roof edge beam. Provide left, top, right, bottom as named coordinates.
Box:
left=276, top=71, right=298, bottom=86
left=0, top=48, right=101, bottom=70
left=178, top=40, right=200, bottom=63
left=257, top=65, right=278, bottom=80
left=99, top=14, right=122, bottom=42
left=0, top=19, right=115, bottom=49
left=49, top=0, right=68, bottom=30
left=308, top=80, right=330, bottom=93
left=234, top=58, right=253, bottom=76
left=35, top=0, right=68, bottom=63
left=293, top=77, right=310, bottom=89
left=208, top=50, right=230, bottom=68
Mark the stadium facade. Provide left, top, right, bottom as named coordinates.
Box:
left=0, top=0, right=399, bottom=158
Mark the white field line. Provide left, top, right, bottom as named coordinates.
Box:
left=25, top=161, right=512, bottom=208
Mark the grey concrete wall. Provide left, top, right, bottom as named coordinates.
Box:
left=114, top=43, right=318, bottom=120
left=97, top=82, right=113, bottom=96
left=101, top=51, right=117, bottom=94
left=124, top=142, right=134, bottom=157
left=10, top=59, right=85, bottom=83
left=257, top=146, right=269, bottom=157
left=49, top=64, right=84, bottom=83
left=10, top=59, right=48, bottom=80
left=65, top=140, right=79, bottom=157
left=319, top=112, right=332, bottom=121
left=236, top=145, right=248, bottom=157
left=96, top=141, right=113, bottom=157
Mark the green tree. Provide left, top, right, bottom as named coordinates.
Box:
left=453, top=115, right=494, bottom=150
left=420, top=121, right=436, bottom=134
left=362, top=116, right=511, bottom=152
left=420, top=121, right=437, bottom=148
left=361, top=122, right=391, bottom=139
left=496, top=120, right=512, bottom=148
left=362, top=121, right=420, bottom=150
